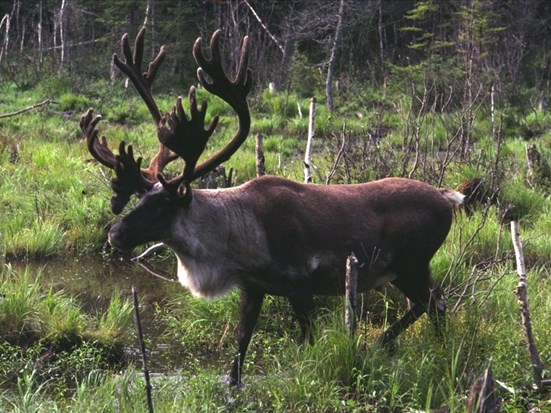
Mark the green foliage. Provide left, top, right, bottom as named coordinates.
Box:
left=253, top=113, right=286, bottom=135
left=0, top=116, right=112, bottom=257
left=289, top=53, right=323, bottom=98
left=500, top=179, right=547, bottom=223
left=260, top=89, right=301, bottom=118
left=59, top=93, right=89, bottom=112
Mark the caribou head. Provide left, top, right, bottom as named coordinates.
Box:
left=80, top=27, right=251, bottom=247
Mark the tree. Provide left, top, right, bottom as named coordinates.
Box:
left=325, top=0, right=345, bottom=113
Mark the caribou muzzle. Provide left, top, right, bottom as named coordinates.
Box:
left=107, top=222, right=136, bottom=251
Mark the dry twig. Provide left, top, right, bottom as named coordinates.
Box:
left=0, top=99, right=53, bottom=119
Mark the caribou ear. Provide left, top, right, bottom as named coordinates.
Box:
left=158, top=174, right=193, bottom=207
left=177, top=181, right=193, bottom=207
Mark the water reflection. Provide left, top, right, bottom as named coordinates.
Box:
left=5, top=252, right=235, bottom=375
left=8, top=253, right=179, bottom=315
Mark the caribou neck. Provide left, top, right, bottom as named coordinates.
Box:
left=164, top=187, right=270, bottom=299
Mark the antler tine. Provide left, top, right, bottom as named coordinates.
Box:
left=193, top=30, right=252, bottom=113
left=188, top=30, right=252, bottom=180
left=80, top=108, right=155, bottom=214
left=112, top=27, right=180, bottom=186
left=157, top=86, right=219, bottom=183
left=113, top=27, right=166, bottom=124
left=80, top=108, right=117, bottom=168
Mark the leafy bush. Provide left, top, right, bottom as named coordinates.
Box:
left=59, top=92, right=89, bottom=111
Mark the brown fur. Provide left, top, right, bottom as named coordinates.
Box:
left=108, top=175, right=463, bottom=385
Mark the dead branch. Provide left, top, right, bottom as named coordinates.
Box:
left=345, top=252, right=359, bottom=336
left=466, top=359, right=498, bottom=413
left=0, top=99, right=53, bottom=119
left=304, top=97, right=316, bottom=183
left=325, top=129, right=347, bottom=185
left=132, top=286, right=154, bottom=413
left=242, top=0, right=284, bottom=53
left=255, top=133, right=266, bottom=177
left=511, top=221, right=544, bottom=390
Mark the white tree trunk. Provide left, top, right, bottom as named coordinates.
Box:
left=511, top=221, right=544, bottom=390
left=38, top=0, right=43, bottom=63
left=0, top=14, right=10, bottom=67
left=325, top=0, right=345, bottom=113
left=304, top=97, right=317, bottom=183
left=345, top=252, right=359, bottom=336
left=59, top=0, right=68, bottom=68
left=255, top=133, right=266, bottom=177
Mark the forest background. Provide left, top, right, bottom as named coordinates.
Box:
left=2, top=0, right=551, bottom=116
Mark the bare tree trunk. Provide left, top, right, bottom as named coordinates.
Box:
left=275, top=25, right=296, bottom=93
left=142, top=2, right=150, bottom=36
left=59, top=0, right=68, bottom=68
left=150, top=0, right=156, bottom=58
left=38, top=0, right=43, bottom=63
left=12, top=0, right=18, bottom=33
left=270, top=2, right=298, bottom=93
left=0, top=14, right=8, bottom=68
left=16, top=0, right=24, bottom=53
left=304, top=97, right=317, bottom=183
left=377, top=0, right=388, bottom=89
left=490, top=83, right=495, bottom=138
left=255, top=133, right=266, bottom=177
left=325, top=0, right=345, bottom=113
left=53, top=8, right=57, bottom=59
left=460, top=0, right=476, bottom=159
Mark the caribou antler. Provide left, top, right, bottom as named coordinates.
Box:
left=80, top=109, right=150, bottom=213
left=157, top=88, right=219, bottom=182
left=112, top=27, right=178, bottom=182
left=80, top=109, right=116, bottom=169
left=82, top=28, right=251, bottom=211
left=191, top=29, right=252, bottom=179
left=156, top=29, right=251, bottom=199
left=81, top=27, right=178, bottom=213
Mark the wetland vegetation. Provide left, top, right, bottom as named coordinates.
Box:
left=2, top=0, right=551, bottom=411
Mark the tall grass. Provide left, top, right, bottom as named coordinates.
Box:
left=1, top=270, right=550, bottom=411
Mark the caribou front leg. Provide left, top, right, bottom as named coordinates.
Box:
left=288, top=292, right=315, bottom=344
left=229, top=289, right=264, bottom=386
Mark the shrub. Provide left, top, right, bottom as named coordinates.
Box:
left=59, top=93, right=89, bottom=112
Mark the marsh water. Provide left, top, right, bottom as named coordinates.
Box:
left=9, top=253, right=178, bottom=313
left=7, top=252, right=197, bottom=371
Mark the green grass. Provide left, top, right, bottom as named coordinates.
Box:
left=2, top=76, right=551, bottom=411
left=2, top=276, right=550, bottom=412
left=0, top=265, right=133, bottom=347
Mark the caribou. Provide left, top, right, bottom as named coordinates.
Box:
left=81, top=28, right=464, bottom=386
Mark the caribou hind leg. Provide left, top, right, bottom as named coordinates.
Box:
left=378, top=265, right=446, bottom=346
left=229, top=289, right=264, bottom=386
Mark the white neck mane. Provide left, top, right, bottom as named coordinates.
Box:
left=166, top=188, right=270, bottom=299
